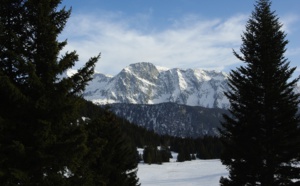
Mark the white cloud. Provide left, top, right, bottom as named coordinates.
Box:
left=280, top=14, right=299, bottom=34
left=59, top=13, right=249, bottom=75
left=287, top=47, right=300, bottom=56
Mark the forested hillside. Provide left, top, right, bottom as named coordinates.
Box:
left=82, top=101, right=224, bottom=162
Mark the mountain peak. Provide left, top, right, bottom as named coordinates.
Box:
left=123, top=62, right=160, bottom=81
left=126, top=62, right=156, bottom=69
left=83, top=62, right=230, bottom=108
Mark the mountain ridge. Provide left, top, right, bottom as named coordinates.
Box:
left=78, top=62, right=300, bottom=137
left=83, top=62, right=230, bottom=109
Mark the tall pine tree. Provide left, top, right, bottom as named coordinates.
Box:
left=0, top=0, right=99, bottom=185
left=77, top=109, right=140, bottom=186
left=220, top=0, right=300, bottom=185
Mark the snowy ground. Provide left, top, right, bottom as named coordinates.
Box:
left=137, top=149, right=228, bottom=186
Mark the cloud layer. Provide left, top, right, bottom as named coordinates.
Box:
left=60, top=12, right=299, bottom=76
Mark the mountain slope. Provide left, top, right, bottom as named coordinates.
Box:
left=84, top=62, right=230, bottom=109
left=109, top=102, right=228, bottom=138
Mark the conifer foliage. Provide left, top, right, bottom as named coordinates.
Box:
left=220, top=0, right=300, bottom=185
left=90, top=110, right=140, bottom=186
left=0, top=0, right=100, bottom=184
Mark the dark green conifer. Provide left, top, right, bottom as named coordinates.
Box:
left=160, top=147, right=172, bottom=162
left=93, top=110, right=140, bottom=186
left=143, top=147, right=153, bottom=164
left=176, top=150, right=185, bottom=162
left=0, top=0, right=99, bottom=185
left=220, top=0, right=300, bottom=185
left=70, top=102, right=140, bottom=186
left=176, top=143, right=191, bottom=162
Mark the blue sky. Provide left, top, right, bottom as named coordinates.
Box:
left=60, top=0, right=300, bottom=78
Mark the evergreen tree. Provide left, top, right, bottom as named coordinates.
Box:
left=69, top=102, right=140, bottom=185
left=191, top=154, right=196, bottom=160
left=196, top=143, right=210, bottom=160
left=176, top=143, right=191, bottom=162
left=219, top=0, right=300, bottom=185
left=143, top=146, right=162, bottom=165
left=176, top=150, right=185, bottom=162
left=160, top=147, right=172, bottom=163
left=96, top=111, right=140, bottom=186
left=143, top=147, right=153, bottom=164
left=0, top=0, right=100, bottom=185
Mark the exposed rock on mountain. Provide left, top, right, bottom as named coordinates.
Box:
left=84, top=62, right=230, bottom=109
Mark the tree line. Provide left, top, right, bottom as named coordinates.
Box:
left=85, top=101, right=225, bottom=164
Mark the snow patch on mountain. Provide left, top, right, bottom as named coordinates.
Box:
left=83, top=62, right=230, bottom=108
left=79, top=62, right=300, bottom=109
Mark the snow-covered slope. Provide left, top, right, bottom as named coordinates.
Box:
left=83, top=62, right=230, bottom=109
left=138, top=149, right=227, bottom=186
left=138, top=159, right=227, bottom=186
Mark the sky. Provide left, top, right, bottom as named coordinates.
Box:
left=59, top=0, right=300, bottom=77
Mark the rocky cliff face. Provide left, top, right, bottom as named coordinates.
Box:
left=84, top=62, right=230, bottom=109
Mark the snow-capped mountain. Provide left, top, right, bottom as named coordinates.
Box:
left=78, top=62, right=300, bottom=138
left=83, top=62, right=230, bottom=109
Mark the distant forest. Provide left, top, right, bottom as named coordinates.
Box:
left=83, top=100, right=224, bottom=163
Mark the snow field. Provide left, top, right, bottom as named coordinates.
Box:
left=137, top=149, right=228, bottom=186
